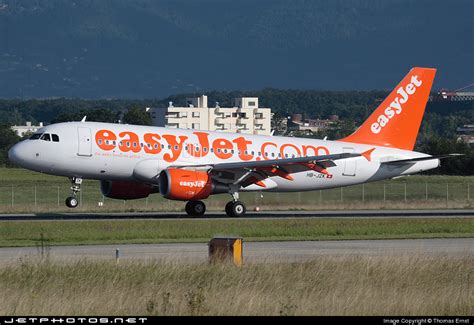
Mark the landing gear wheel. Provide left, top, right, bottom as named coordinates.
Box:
left=65, top=196, right=79, bottom=208
left=185, top=200, right=206, bottom=217
left=225, top=201, right=234, bottom=217
left=225, top=201, right=246, bottom=218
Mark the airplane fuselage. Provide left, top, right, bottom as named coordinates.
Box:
left=9, top=121, right=439, bottom=192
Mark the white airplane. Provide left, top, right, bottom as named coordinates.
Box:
left=8, top=67, right=459, bottom=217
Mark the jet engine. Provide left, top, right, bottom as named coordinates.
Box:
left=159, top=168, right=229, bottom=201
left=100, top=180, right=157, bottom=200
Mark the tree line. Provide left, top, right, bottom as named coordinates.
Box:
left=0, top=90, right=472, bottom=174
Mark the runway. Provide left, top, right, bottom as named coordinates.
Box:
left=1, top=209, right=474, bottom=221
left=1, top=238, right=472, bottom=265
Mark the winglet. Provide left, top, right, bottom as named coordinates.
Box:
left=81, top=116, right=87, bottom=122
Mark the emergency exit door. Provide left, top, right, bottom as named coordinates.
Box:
left=342, top=147, right=357, bottom=176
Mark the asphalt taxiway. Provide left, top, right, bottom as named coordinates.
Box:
left=1, top=209, right=473, bottom=221
left=0, top=238, right=472, bottom=265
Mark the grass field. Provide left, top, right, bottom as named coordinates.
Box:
left=0, top=255, right=471, bottom=315
left=0, top=168, right=473, bottom=213
left=0, top=218, right=473, bottom=247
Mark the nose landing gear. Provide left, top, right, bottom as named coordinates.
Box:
left=65, top=177, right=82, bottom=208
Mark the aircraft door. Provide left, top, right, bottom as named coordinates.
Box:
left=77, top=127, right=92, bottom=157
left=342, top=147, right=357, bottom=176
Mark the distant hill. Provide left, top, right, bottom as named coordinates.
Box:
left=0, top=0, right=472, bottom=98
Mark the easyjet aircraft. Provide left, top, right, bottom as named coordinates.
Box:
left=8, top=68, right=459, bottom=217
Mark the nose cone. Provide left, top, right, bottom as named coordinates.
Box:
left=8, top=142, right=27, bottom=166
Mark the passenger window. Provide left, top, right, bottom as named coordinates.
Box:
left=52, top=134, right=60, bottom=142
left=40, top=134, right=51, bottom=141
left=30, top=133, right=42, bottom=140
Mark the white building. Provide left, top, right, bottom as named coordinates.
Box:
left=148, top=95, right=272, bottom=135
left=11, top=121, right=44, bottom=137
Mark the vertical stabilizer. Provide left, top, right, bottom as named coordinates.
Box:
left=341, top=67, right=436, bottom=150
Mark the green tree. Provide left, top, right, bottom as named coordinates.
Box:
left=417, top=136, right=474, bottom=175
left=0, top=125, right=21, bottom=167
left=122, top=107, right=152, bottom=126
left=51, top=108, right=118, bottom=123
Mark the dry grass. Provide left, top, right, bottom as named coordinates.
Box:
left=0, top=255, right=472, bottom=316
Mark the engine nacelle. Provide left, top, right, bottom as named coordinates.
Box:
left=159, top=168, right=229, bottom=201
left=100, top=180, right=156, bottom=200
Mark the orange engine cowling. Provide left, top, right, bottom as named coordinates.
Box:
left=159, top=169, right=229, bottom=201
left=100, top=180, right=157, bottom=200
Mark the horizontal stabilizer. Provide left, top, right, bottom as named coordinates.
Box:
left=381, top=154, right=463, bottom=165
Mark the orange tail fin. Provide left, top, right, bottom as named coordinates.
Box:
left=340, top=67, right=436, bottom=150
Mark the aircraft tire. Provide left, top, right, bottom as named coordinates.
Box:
left=65, top=196, right=79, bottom=208
left=225, top=201, right=234, bottom=217
left=226, top=201, right=246, bottom=218
left=185, top=200, right=206, bottom=217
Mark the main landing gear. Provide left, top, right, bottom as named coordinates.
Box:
left=65, top=177, right=82, bottom=208
left=185, top=200, right=206, bottom=217
left=225, top=201, right=246, bottom=218
left=184, top=192, right=247, bottom=218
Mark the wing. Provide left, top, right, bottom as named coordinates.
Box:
left=172, top=152, right=361, bottom=189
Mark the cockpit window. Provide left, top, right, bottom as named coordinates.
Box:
left=30, top=133, right=42, bottom=140
left=52, top=134, right=59, bottom=142
left=40, top=134, right=51, bottom=141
